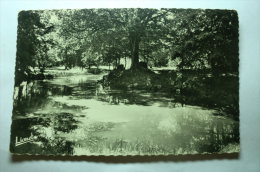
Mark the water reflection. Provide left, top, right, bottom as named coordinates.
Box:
left=10, top=74, right=239, bottom=155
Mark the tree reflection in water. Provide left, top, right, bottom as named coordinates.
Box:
left=10, top=74, right=239, bottom=155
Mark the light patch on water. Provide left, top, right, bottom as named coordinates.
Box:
left=158, top=118, right=179, bottom=134
left=46, top=74, right=103, bottom=86
left=51, top=95, right=224, bottom=127
left=52, top=96, right=175, bottom=123
left=50, top=95, right=238, bottom=150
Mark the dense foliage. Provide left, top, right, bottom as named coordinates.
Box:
left=15, top=8, right=238, bottom=81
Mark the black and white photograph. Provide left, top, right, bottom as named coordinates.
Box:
left=10, top=8, right=239, bottom=156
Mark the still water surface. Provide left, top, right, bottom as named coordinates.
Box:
left=10, top=73, right=239, bottom=155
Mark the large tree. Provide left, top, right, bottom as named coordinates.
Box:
left=15, top=10, right=56, bottom=84
left=167, top=9, right=238, bottom=74
left=60, top=8, right=169, bottom=69
left=15, top=11, right=43, bottom=81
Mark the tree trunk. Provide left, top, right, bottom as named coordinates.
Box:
left=130, top=36, right=140, bottom=69
left=117, top=57, right=120, bottom=67
left=124, top=56, right=127, bottom=68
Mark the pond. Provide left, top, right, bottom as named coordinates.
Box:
left=10, top=72, right=239, bottom=155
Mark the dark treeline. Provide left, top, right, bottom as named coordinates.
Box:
left=15, top=8, right=238, bottom=83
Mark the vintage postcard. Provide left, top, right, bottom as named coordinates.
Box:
left=10, top=8, right=239, bottom=156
